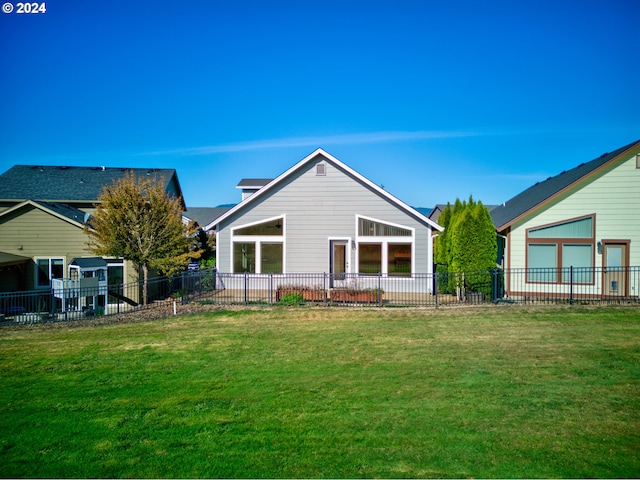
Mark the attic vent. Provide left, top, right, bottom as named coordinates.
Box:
left=636, top=154, right=640, bottom=169
left=316, top=163, right=326, bottom=176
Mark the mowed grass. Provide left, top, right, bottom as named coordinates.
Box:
left=1, top=306, right=639, bottom=478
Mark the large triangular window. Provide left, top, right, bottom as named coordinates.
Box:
left=358, top=218, right=411, bottom=237
left=234, top=217, right=284, bottom=236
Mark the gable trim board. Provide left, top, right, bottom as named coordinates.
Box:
left=209, top=149, right=441, bottom=287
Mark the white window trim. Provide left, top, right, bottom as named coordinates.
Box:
left=231, top=214, right=286, bottom=235
left=355, top=215, right=415, bottom=276
left=35, top=257, right=65, bottom=289
left=105, top=258, right=125, bottom=305
left=230, top=215, right=286, bottom=274
left=356, top=214, right=415, bottom=237
left=328, top=237, right=353, bottom=275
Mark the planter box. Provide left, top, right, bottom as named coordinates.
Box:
left=276, top=289, right=326, bottom=302
left=466, top=292, right=485, bottom=304
left=331, top=290, right=379, bottom=304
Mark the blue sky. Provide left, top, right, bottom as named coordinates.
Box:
left=1, top=0, right=638, bottom=209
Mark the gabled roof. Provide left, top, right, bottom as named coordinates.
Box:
left=206, top=148, right=443, bottom=232
left=491, top=139, right=640, bottom=231
left=70, top=257, right=108, bottom=268
left=236, top=178, right=273, bottom=189
left=183, top=206, right=233, bottom=227
left=37, top=201, right=90, bottom=224
left=0, top=200, right=90, bottom=228
left=0, top=165, right=185, bottom=208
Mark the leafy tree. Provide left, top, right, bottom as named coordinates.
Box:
left=85, top=171, right=201, bottom=304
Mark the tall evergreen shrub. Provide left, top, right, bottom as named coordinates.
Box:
left=434, top=196, right=497, bottom=295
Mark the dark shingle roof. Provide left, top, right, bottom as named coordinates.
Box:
left=36, top=201, right=90, bottom=224
left=70, top=257, right=108, bottom=268
left=183, top=206, right=233, bottom=227
left=0, top=165, right=180, bottom=203
left=236, top=178, right=273, bottom=189
left=491, top=140, right=640, bottom=230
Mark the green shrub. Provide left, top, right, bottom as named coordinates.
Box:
left=279, top=293, right=305, bottom=305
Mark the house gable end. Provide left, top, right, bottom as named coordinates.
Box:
left=207, top=149, right=442, bottom=232
left=491, top=139, right=640, bottom=232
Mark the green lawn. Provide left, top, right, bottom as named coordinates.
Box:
left=1, top=306, right=639, bottom=478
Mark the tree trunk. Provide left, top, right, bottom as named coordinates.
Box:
left=142, top=264, right=149, bottom=305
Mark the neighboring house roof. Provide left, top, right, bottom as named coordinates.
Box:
left=490, top=139, right=640, bottom=231
left=0, top=200, right=89, bottom=228
left=413, top=207, right=433, bottom=217
left=206, top=148, right=444, bottom=232
left=428, top=204, right=448, bottom=224
left=37, top=201, right=90, bottom=225
left=0, top=165, right=185, bottom=208
left=236, top=179, right=273, bottom=189
left=428, top=203, right=498, bottom=225
left=183, top=206, right=233, bottom=227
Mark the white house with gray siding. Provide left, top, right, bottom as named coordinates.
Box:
left=206, top=149, right=443, bottom=292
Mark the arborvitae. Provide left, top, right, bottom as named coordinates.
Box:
left=436, top=196, right=497, bottom=295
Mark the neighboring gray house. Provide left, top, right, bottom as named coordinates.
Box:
left=205, top=148, right=443, bottom=291
left=182, top=206, right=232, bottom=229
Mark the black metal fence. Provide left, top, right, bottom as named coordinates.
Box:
left=2, top=266, right=639, bottom=325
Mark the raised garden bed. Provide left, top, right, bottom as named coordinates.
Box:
left=330, top=289, right=381, bottom=304
left=276, top=288, right=326, bottom=302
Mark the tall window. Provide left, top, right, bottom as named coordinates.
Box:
left=234, top=243, right=256, bottom=273
left=357, top=216, right=414, bottom=276
left=232, top=217, right=284, bottom=273
left=526, top=215, right=595, bottom=284
left=107, top=259, right=124, bottom=303
left=359, top=244, right=382, bottom=274
left=36, top=258, right=64, bottom=287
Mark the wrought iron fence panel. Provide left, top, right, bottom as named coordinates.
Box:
left=2, top=266, right=639, bottom=325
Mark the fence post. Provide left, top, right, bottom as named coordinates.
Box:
left=434, top=271, right=439, bottom=308
left=569, top=266, right=574, bottom=306
left=244, top=273, right=248, bottom=305
left=378, top=272, right=382, bottom=307
left=269, top=273, right=273, bottom=305
left=492, top=268, right=498, bottom=303
left=182, top=271, right=187, bottom=305
left=323, top=273, right=328, bottom=307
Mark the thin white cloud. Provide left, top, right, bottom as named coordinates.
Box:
left=136, top=130, right=482, bottom=157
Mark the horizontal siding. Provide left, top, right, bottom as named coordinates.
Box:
left=510, top=154, right=640, bottom=269
left=0, top=206, right=91, bottom=259
left=0, top=205, right=138, bottom=290
left=218, top=158, right=433, bottom=274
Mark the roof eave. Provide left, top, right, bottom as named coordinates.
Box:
left=496, top=140, right=640, bottom=232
